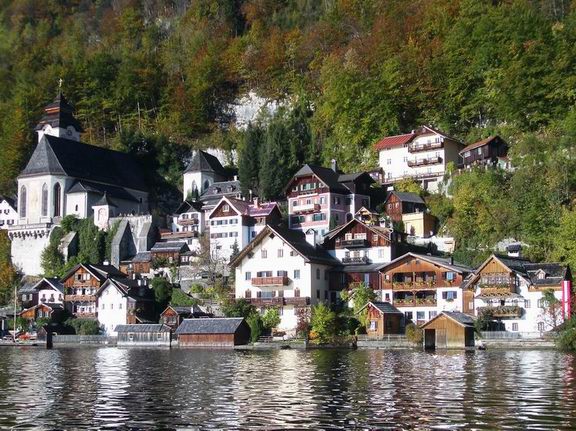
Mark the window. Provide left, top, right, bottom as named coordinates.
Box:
left=101, top=303, right=105, bottom=310
left=319, top=197, right=326, bottom=205
left=537, top=298, right=544, bottom=308
left=443, top=272, right=456, bottom=281
left=442, top=291, right=458, bottom=300
left=277, top=270, right=288, bottom=277
left=278, top=249, right=284, bottom=258
left=324, top=270, right=329, bottom=280
left=512, top=323, right=518, bottom=331
left=261, top=249, right=267, bottom=258
left=345, top=198, right=352, bottom=205
left=405, top=311, right=413, bottom=321
left=538, top=322, right=545, bottom=332
left=223, top=204, right=230, bottom=212
left=316, top=290, right=320, bottom=299
left=294, top=289, right=300, bottom=297
left=316, top=268, right=320, bottom=279
left=256, top=271, right=273, bottom=277
left=429, top=311, right=437, bottom=319
left=245, top=272, right=251, bottom=281
left=387, top=159, right=392, bottom=165
left=525, top=299, right=531, bottom=308
left=385, top=293, right=390, bottom=301
left=345, top=233, right=353, bottom=240
left=294, top=270, right=300, bottom=279
left=19, top=186, right=26, bottom=218
left=119, top=303, right=122, bottom=310
left=364, top=274, right=370, bottom=285
left=53, top=183, right=61, bottom=217
left=416, top=311, right=425, bottom=321
left=378, top=249, right=386, bottom=258
left=41, top=183, right=48, bottom=217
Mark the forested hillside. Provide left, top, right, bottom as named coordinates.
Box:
left=1, top=0, right=576, bottom=268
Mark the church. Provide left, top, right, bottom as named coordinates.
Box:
left=8, top=92, right=149, bottom=275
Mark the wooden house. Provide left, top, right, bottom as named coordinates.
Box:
left=384, top=191, right=427, bottom=223
left=19, top=303, right=64, bottom=322
left=116, top=324, right=172, bottom=347
left=421, top=311, right=475, bottom=349
left=358, top=301, right=404, bottom=337
left=175, top=317, right=250, bottom=347
left=120, top=251, right=152, bottom=278
left=18, top=277, right=63, bottom=309
left=160, top=305, right=213, bottom=331
left=150, top=242, right=190, bottom=266
left=459, top=135, right=509, bottom=170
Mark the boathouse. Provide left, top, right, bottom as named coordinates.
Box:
left=115, top=324, right=172, bottom=347
left=421, top=311, right=475, bottom=349
left=175, top=317, right=250, bottom=347
left=358, top=301, right=404, bottom=337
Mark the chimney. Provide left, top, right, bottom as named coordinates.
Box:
left=253, top=197, right=259, bottom=208
left=331, top=159, right=338, bottom=173
left=103, top=260, right=110, bottom=266
left=450, top=256, right=454, bottom=265
left=305, top=229, right=317, bottom=246
left=234, top=175, right=238, bottom=181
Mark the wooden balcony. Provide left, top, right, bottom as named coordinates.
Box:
left=251, top=276, right=290, bottom=287
left=478, top=305, right=523, bottom=318
left=392, top=281, right=436, bottom=290
left=293, top=203, right=320, bottom=214
left=478, top=286, right=515, bottom=297
left=284, top=297, right=311, bottom=306
left=407, top=156, right=442, bottom=167
left=340, top=239, right=369, bottom=248
left=178, top=218, right=199, bottom=226
left=408, top=142, right=443, bottom=153
left=342, top=256, right=370, bottom=265
left=394, top=297, right=437, bottom=307
left=64, top=295, right=96, bottom=302
left=74, top=312, right=97, bottom=318
left=247, top=297, right=284, bottom=306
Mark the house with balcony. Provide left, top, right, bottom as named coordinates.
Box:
left=61, top=263, right=126, bottom=318
left=230, top=225, right=339, bottom=333
left=285, top=161, right=376, bottom=243
left=374, top=125, right=465, bottom=192
left=208, top=196, right=281, bottom=262
left=459, top=135, right=509, bottom=170
left=165, top=200, right=204, bottom=249
left=0, top=196, right=17, bottom=230
left=18, top=277, right=64, bottom=310
left=379, top=253, right=473, bottom=325
left=463, top=254, right=571, bottom=333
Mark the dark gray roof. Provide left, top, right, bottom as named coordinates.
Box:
left=67, top=180, right=138, bottom=202
left=131, top=251, right=152, bottom=263
left=35, top=92, right=84, bottom=132
left=291, top=164, right=349, bottom=194
left=115, top=324, right=171, bottom=333
left=176, top=317, right=245, bottom=334
left=331, top=263, right=387, bottom=273
left=151, top=241, right=190, bottom=253
left=443, top=311, right=475, bottom=326
left=19, top=277, right=63, bottom=294
left=0, top=196, right=16, bottom=209
left=61, top=263, right=126, bottom=283
left=369, top=301, right=402, bottom=314
left=93, top=192, right=117, bottom=208
left=388, top=191, right=425, bottom=204
left=174, top=200, right=203, bottom=215
left=185, top=150, right=227, bottom=175
left=20, top=135, right=148, bottom=192
left=200, top=180, right=241, bottom=200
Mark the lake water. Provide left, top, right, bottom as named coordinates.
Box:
left=0, top=347, right=575, bottom=430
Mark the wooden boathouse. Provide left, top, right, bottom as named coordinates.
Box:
left=175, top=318, right=250, bottom=347
left=421, top=311, right=475, bottom=349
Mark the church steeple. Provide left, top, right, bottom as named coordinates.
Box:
left=35, top=85, right=84, bottom=143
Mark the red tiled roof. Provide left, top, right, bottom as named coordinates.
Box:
left=374, top=133, right=416, bottom=150
left=460, top=136, right=498, bottom=154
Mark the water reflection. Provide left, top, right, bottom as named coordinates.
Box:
left=0, top=348, right=575, bottom=430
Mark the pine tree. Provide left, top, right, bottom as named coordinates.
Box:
left=238, top=123, right=263, bottom=197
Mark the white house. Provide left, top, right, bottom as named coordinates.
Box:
left=374, top=125, right=465, bottom=192
left=96, top=277, right=154, bottom=336
left=164, top=200, right=205, bottom=251
left=0, top=197, right=17, bottom=230
left=464, top=254, right=571, bottom=333
left=230, top=225, right=339, bottom=333
left=18, top=277, right=64, bottom=309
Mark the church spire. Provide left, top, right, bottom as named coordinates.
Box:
left=35, top=82, right=84, bottom=143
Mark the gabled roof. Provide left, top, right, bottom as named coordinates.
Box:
left=97, top=277, right=153, bottom=300
left=35, top=92, right=84, bottom=133
left=19, top=277, right=64, bottom=294
left=357, top=301, right=403, bottom=315
left=161, top=305, right=208, bottom=317
left=421, top=311, right=475, bottom=329
left=60, top=263, right=126, bottom=284
left=151, top=241, right=190, bottom=253
left=379, top=252, right=472, bottom=274
left=374, top=133, right=416, bottom=150
left=93, top=192, right=117, bottom=208
left=323, top=217, right=392, bottom=243
left=19, top=135, right=148, bottom=192
left=385, top=191, right=425, bottom=205
left=200, top=180, right=242, bottom=200
left=0, top=196, right=16, bottom=209
left=230, top=225, right=339, bottom=268
left=116, top=324, right=171, bottom=333
left=175, top=317, right=246, bottom=334
left=184, top=150, right=227, bottom=175
left=460, top=135, right=505, bottom=154
left=174, top=200, right=203, bottom=215
left=287, top=164, right=350, bottom=194
left=130, top=251, right=152, bottom=263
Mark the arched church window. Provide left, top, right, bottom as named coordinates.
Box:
left=203, top=180, right=210, bottom=191
left=41, top=183, right=48, bottom=217
left=19, top=186, right=26, bottom=218
left=53, top=183, right=62, bottom=217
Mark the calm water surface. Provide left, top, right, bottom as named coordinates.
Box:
left=0, top=347, right=575, bottom=430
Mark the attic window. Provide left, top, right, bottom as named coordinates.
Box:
left=223, top=204, right=230, bottom=212
left=537, top=270, right=546, bottom=280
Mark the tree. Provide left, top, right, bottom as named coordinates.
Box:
left=295, top=307, right=311, bottom=339
left=340, top=282, right=376, bottom=327
left=0, top=230, right=19, bottom=306
left=246, top=311, right=263, bottom=343
left=538, top=289, right=563, bottom=330
left=238, top=123, right=263, bottom=196
left=394, top=178, right=424, bottom=196
left=262, top=308, right=281, bottom=332
left=310, top=303, right=337, bottom=344
left=221, top=299, right=256, bottom=318
left=151, top=277, right=173, bottom=311
left=170, top=288, right=198, bottom=307
left=556, top=317, right=576, bottom=351
left=405, top=323, right=423, bottom=344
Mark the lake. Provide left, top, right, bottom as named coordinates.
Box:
left=0, top=347, right=575, bottom=430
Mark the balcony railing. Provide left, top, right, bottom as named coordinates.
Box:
left=293, top=203, right=320, bottom=214
left=478, top=286, right=515, bottom=297
left=74, top=312, right=97, bottom=318
left=341, top=239, right=369, bottom=248
left=342, top=256, right=370, bottom=265
left=65, top=295, right=96, bottom=302
left=407, top=156, right=442, bottom=167
left=178, top=218, right=199, bottom=226
left=247, top=297, right=284, bottom=306
left=284, top=297, right=311, bottom=306
left=408, top=142, right=443, bottom=153
left=394, top=297, right=437, bottom=307
left=477, top=305, right=523, bottom=318
left=251, top=276, right=290, bottom=286
left=391, top=281, right=436, bottom=290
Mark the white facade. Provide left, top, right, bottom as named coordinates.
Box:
left=0, top=199, right=17, bottom=229
left=97, top=281, right=131, bottom=336
left=234, top=231, right=332, bottom=333
left=37, top=123, right=80, bottom=143
left=209, top=213, right=249, bottom=262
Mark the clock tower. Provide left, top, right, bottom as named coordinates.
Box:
left=35, top=91, right=84, bottom=143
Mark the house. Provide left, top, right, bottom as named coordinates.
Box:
left=8, top=92, right=149, bottom=276
left=421, top=311, right=475, bottom=349
left=183, top=150, right=234, bottom=200
left=116, top=324, right=172, bottom=347
left=230, top=225, right=338, bottom=333
left=120, top=251, right=152, bottom=279
left=96, top=277, right=154, bottom=336
left=160, top=305, right=213, bottom=331
left=402, top=212, right=436, bottom=238
left=379, top=253, right=473, bottom=325
left=150, top=241, right=191, bottom=267
left=359, top=301, right=404, bottom=337
left=374, top=125, right=465, bottom=192
left=18, top=277, right=64, bottom=309
left=463, top=254, right=572, bottom=333
left=383, top=191, right=427, bottom=223
left=285, top=162, right=376, bottom=242
left=322, top=218, right=401, bottom=292
left=165, top=200, right=204, bottom=249
left=19, top=303, right=65, bottom=323
left=61, top=263, right=126, bottom=318
left=208, top=196, right=281, bottom=262
left=199, top=180, right=245, bottom=212
left=459, top=136, right=509, bottom=170
left=0, top=196, right=17, bottom=229
left=175, top=317, right=250, bottom=347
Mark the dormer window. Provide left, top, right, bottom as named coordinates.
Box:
left=223, top=204, right=230, bottom=212
left=536, top=269, right=546, bottom=280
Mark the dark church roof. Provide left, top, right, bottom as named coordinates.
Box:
left=19, top=135, right=148, bottom=192
left=185, top=150, right=227, bottom=175
left=94, top=192, right=117, bottom=208
left=35, top=92, right=84, bottom=133
left=174, top=200, right=203, bottom=215
left=67, top=180, right=138, bottom=202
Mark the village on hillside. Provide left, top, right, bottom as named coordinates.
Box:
left=0, top=93, right=572, bottom=350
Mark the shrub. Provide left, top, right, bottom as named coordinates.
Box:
left=65, top=318, right=100, bottom=335
left=262, top=308, right=281, bottom=331
left=246, top=312, right=263, bottom=342
left=556, top=317, right=576, bottom=351
left=405, top=323, right=423, bottom=344
left=310, top=303, right=337, bottom=344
